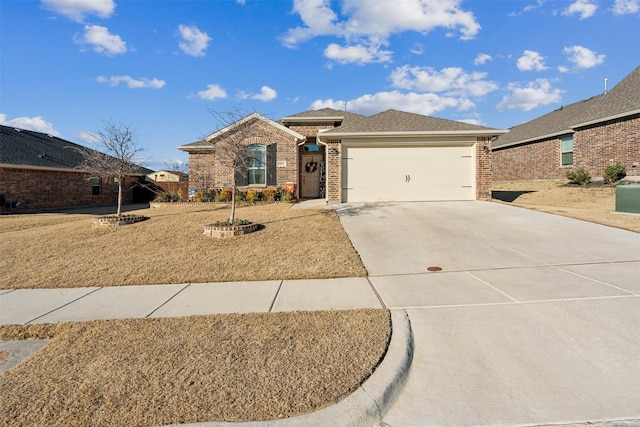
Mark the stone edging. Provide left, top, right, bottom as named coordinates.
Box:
left=92, top=215, right=147, bottom=227
left=203, top=222, right=259, bottom=238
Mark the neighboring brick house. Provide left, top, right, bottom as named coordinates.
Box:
left=0, top=125, right=153, bottom=212
left=493, top=66, right=640, bottom=181
left=179, top=108, right=506, bottom=203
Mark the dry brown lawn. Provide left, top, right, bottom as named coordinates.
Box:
left=0, top=309, right=390, bottom=426
left=0, top=203, right=367, bottom=289
left=492, top=180, right=640, bottom=233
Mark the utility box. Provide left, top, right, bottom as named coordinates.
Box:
left=615, top=184, right=640, bottom=214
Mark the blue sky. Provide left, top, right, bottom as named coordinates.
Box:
left=1, top=0, right=638, bottom=170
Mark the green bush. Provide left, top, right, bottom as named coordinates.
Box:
left=566, top=168, right=591, bottom=186
left=603, top=163, right=627, bottom=185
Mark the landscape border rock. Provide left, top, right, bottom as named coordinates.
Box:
left=92, top=215, right=147, bottom=227
left=203, top=222, right=259, bottom=238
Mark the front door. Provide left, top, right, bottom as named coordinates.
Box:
left=301, top=154, right=321, bottom=198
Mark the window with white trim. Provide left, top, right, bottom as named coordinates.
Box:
left=247, top=145, right=266, bottom=185
left=561, top=136, right=574, bottom=166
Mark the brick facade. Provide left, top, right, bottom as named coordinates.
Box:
left=493, top=114, right=640, bottom=181
left=0, top=167, right=138, bottom=212
left=476, top=137, right=493, bottom=199
left=187, top=120, right=301, bottom=193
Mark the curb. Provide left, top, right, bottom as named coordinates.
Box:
left=173, top=308, right=414, bottom=427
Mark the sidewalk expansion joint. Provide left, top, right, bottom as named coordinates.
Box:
left=26, top=287, right=103, bottom=324
left=146, top=283, right=191, bottom=318
left=268, top=280, right=284, bottom=312
left=366, top=276, right=387, bottom=309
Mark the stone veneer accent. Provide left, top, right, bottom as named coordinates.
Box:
left=493, top=114, right=640, bottom=181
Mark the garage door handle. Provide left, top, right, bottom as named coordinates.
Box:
left=406, top=174, right=411, bottom=183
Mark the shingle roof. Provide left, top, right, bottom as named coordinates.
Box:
left=0, top=125, right=152, bottom=174
left=495, top=66, right=640, bottom=148
left=178, top=112, right=305, bottom=151
left=321, top=109, right=503, bottom=135
left=281, top=108, right=366, bottom=126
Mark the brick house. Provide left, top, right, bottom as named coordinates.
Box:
left=493, top=66, right=640, bottom=181
left=0, top=125, right=152, bottom=212
left=179, top=108, right=506, bottom=203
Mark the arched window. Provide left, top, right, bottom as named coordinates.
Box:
left=248, top=145, right=266, bottom=185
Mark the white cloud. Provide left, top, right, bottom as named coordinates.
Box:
left=41, top=0, right=115, bottom=22
left=613, top=0, right=639, bottom=14
left=75, top=25, right=127, bottom=56
left=474, top=53, right=492, bottom=65
left=497, top=79, right=563, bottom=111
left=78, top=131, right=100, bottom=144
left=517, top=50, right=548, bottom=71
left=236, top=0, right=247, bottom=5
left=311, top=91, right=470, bottom=116
left=562, top=0, right=598, bottom=19
left=282, top=0, right=480, bottom=64
left=192, top=84, right=228, bottom=101
left=178, top=24, right=212, bottom=57
left=410, top=43, right=424, bottom=55
left=96, top=75, right=166, bottom=89
left=248, top=86, right=278, bottom=102
left=0, top=114, right=61, bottom=136
left=563, top=45, right=605, bottom=69
left=324, top=42, right=392, bottom=64
left=390, top=66, right=498, bottom=97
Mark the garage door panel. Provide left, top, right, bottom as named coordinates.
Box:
left=343, top=146, right=475, bottom=202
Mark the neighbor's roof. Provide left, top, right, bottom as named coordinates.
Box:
left=321, top=109, right=506, bottom=137
left=178, top=112, right=305, bottom=152
left=281, top=108, right=366, bottom=126
left=495, top=65, right=640, bottom=148
left=0, top=125, right=152, bottom=174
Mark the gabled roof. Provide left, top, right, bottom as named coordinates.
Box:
left=0, top=125, right=152, bottom=174
left=321, top=109, right=506, bottom=137
left=178, top=112, right=305, bottom=152
left=281, top=108, right=366, bottom=126
left=495, top=66, right=640, bottom=148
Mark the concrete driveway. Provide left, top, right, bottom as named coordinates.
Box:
left=336, top=201, right=640, bottom=427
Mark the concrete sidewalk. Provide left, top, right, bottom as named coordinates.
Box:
left=0, top=277, right=382, bottom=325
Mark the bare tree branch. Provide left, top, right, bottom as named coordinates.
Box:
left=78, top=120, right=145, bottom=216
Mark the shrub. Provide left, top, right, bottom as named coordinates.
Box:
left=281, top=191, right=293, bottom=201
left=245, top=190, right=258, bottom=202
left=217, top=188, right=233, bottom=202
left=153, top=192, right=182, bottom=202
left=566, top=168, right=591, bottom=186
left=603, top=163, right=627, bottom=185
left=263, top=188, right=277, bottom=201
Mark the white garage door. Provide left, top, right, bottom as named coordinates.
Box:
left=342, top=145, right=476, bottom=202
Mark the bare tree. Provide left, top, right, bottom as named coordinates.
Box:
left=207, top=108, right=267, bottom=224
left=79, top=121, right=145, bottom=216
left=164, top=159, right=188, bottom=174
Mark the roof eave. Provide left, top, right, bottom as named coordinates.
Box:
left=281, top=116, right=344, bottom=123
left=319, top=129, right=508, bottom=138
left=494, top=129, right=575, bottom=149
left=569, top=109, right=640, bottom=129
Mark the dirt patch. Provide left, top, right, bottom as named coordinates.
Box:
left=492, top=180, right=640, bottom=233
left=0, top=204, right=367, bottom=289
left=0, top=309, right=390, bottom=426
